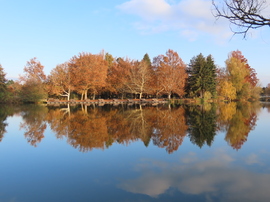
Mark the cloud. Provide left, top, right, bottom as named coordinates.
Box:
left=117, top=0, right=232, bottom=41
left=117, top=0, right=172, bottom=21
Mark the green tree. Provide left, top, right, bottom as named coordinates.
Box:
left=188, top=54, right=217, bottom=98
left=0, top=64, right=8, bottom=102
left=142, top=53, right=151, bottom=68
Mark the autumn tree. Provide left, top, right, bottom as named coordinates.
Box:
left=19, top=58, right=47, bottom=102
left=219, top=80, right=237, bottom=101
left=107, top=57, right=133, bottom=98
left=125, top=60, right=152, bottom=99
left=153, top=49, right=187, bottom=99
left=188, top=54, right=217, bottom=98
left=69, top=52, right=108, bottom=100
left=226, top=50, right=259, bottom=99
left=212, top=0, right=270, bottom=37
left=47, top=62, right=72, bottom=100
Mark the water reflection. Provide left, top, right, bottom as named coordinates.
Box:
left=0, top=102, right=262, bottom=152
left=187, top=104, right=217, bottom=148
left=19, top=105, right=48, bottom=147
left=0, top=105, right=15, bottom=142
left=118, top=150, right=270, bottom=201
left=218, top=102, right=260, bottom=150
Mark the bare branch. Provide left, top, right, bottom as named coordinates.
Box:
left=212, top=0, right=270, bottom=37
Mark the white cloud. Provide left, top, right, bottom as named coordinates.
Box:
left=117, top=0, right=232, bottom=41
left=117, top=0, right=172, bottom=21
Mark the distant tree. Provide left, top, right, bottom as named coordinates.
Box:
left=188, top=54, right=217, bottom=98
left=212, top=0, right=270, bottom=37
left=19, top=58, right=47, bottom=102
left=153, top=49, right=187, bottom=99
left=265, top=83, right=270, bottom=96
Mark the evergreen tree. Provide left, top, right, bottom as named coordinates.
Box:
left=142, top=53, right=151, bottom=68
left=188, top=53, right=217, bottom=98
left=205, top=55, right=217, bottom=97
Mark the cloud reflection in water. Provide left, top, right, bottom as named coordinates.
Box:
left=119, top=150, right=270, bottom=201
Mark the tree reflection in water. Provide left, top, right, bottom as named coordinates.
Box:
left=0, top=105, right=15, bottom=142
left=186, top=104, right=217, bottom=148
left=0, top=102, right=262, bottom=152
left=218, top=102, right=260, bottom=150
left=19, top=105, right=48, bottom=147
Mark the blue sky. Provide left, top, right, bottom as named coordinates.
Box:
left=0, top=0, right=269, bottom=86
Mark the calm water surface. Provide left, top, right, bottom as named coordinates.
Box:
left=0, top=102, right=270, bottom=202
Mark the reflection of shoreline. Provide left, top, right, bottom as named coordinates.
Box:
left=0, top=102, right=262, bottom=153
left=118, top=151, right=270, bottom=202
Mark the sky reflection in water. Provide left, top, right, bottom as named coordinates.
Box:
left=0, top=103, right=270, bottom=202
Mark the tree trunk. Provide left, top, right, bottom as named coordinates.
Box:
left=67, top=88, right=70, bottom=101
left=85, top=89, right=88, bottom=100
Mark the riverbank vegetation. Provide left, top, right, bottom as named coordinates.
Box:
left=0, top=49, right=264, bottom=103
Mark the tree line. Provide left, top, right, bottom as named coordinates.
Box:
left=0, top=49, right=262, bottom=103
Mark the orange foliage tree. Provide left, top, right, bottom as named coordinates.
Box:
left=69, top=52, right=108, bottom=100
left=47, top=62, right=73, bottom=100
left=107, top=57, right=133, bottom=99
left=19, top=57, right=47, bottom=102
left=153, top=49, right=187, bottom=99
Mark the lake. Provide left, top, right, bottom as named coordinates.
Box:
left=0, top=102, right=270, bottom=202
